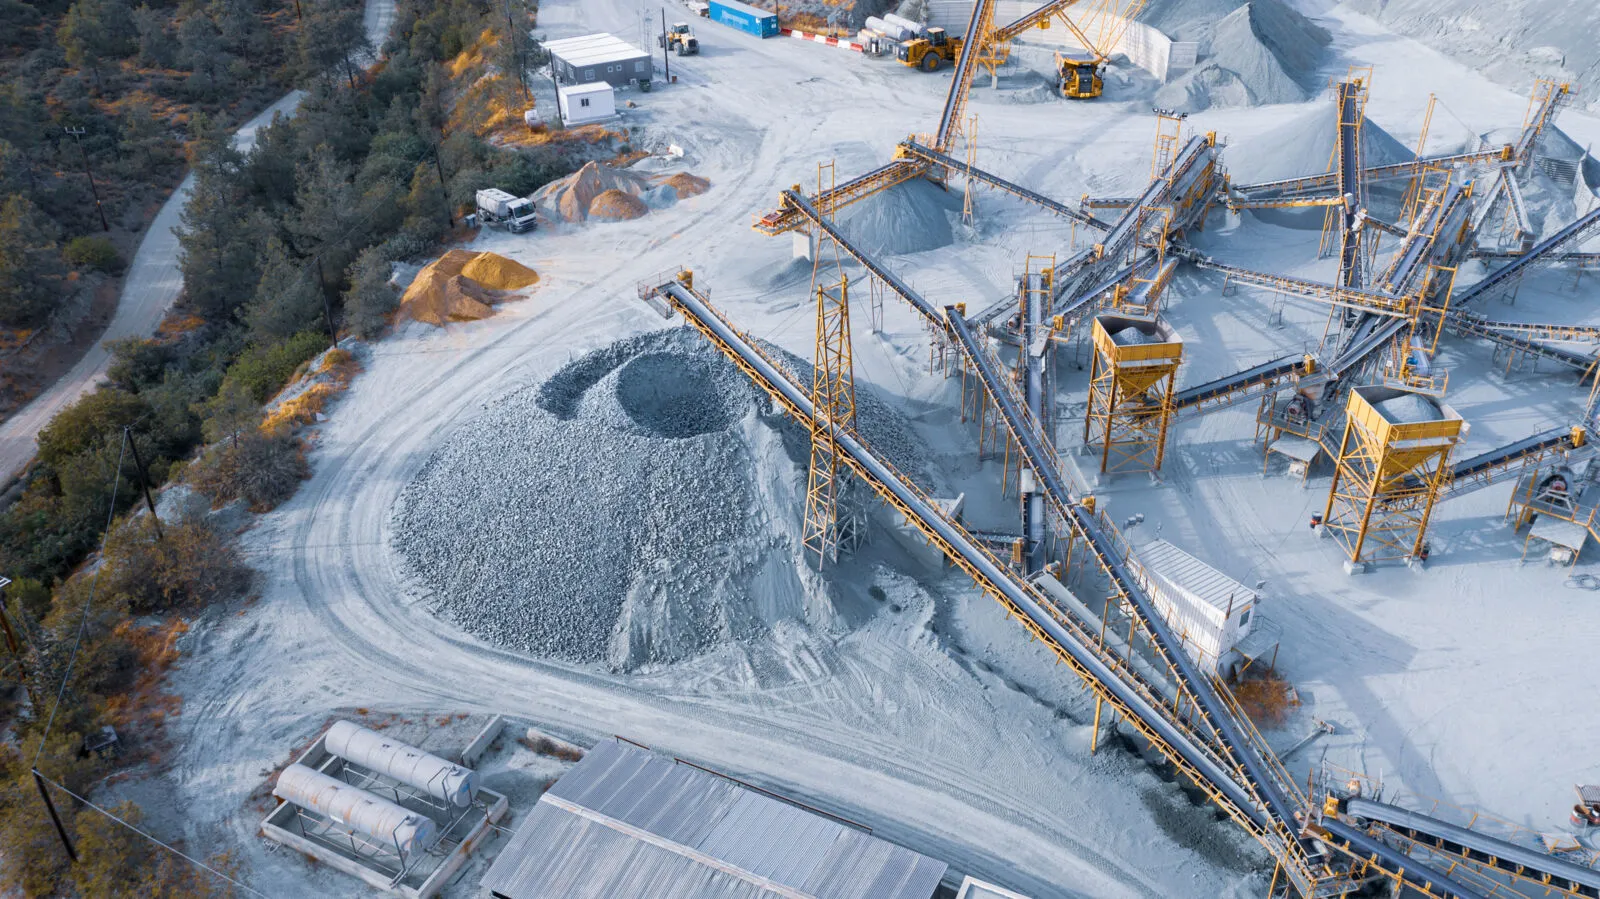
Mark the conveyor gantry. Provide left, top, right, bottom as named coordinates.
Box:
left=644, top=272, right=1473, bottom=898
left=934, top=0, right=995, bottom=152
left=896, top=139, right=1110, bottom=231
left=1334, top=80, right=1365, bottom=289
left=1345, top=797, right=1600, bottom=898
left=1187, top=256, right=1412, bottom=318
left=1233, top=147, right=1513, bottom=200
left=756, top=160, right=926, bottom=236
left=1446, top=314, right=1596, bottom=373
left=1442, top=426, right=1582, bottom=498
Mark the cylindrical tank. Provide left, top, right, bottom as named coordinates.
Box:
left=274, top=764, right=438, bottom=855
left=882, top=13, right=925, bottom=36
left=323, top=721, right=477, bottom=808
left=864, top=15, right=915, bottom=41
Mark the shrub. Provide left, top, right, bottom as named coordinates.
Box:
left=221, top=331, right=329, bottom=403
left=64, top=235, right=123, bottom=273
left=101, top=518, right=251, bottom=613
left=189, top=432, right=308, bottom=512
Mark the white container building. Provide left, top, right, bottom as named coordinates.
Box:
left=557, top=82, right=616, bottom=126
left=1136, top=539, right=1258, bottom=675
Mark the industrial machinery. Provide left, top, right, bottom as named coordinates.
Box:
left=1052, top=0, right=1151, bottom=99
left=897, top=26, right=960, bottom=71
left=658, top=22, right=699, bottom=55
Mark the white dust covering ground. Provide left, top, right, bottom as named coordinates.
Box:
left=148, top=0, right=1600, bottom=895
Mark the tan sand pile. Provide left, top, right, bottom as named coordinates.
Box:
left=460, top=252, right=539, bottom=290
left=659, top=172, right=709, bottom=198
left=589, top=189, right=649, bottom=221
left=536, top=161, right=651, bottom=223
left=399, top=250, right=538, bottom=326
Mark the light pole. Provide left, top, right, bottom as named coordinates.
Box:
left=63, top=127, right=109, bottom=232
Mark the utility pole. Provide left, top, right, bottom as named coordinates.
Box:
left=0, top=576, right=30, bottom=700
left=660, top=10, right=670, bottom=84
left=313, top=257, right=338, bottom=350
left=63, top=127, right=109, bottom=232
left=433, top=149, right=454, bottom=227
left=504, top=0, right=529, bottom=101
left=31, top=770, right=77, bottom=863
left=121, top=428, right=162, bottom=542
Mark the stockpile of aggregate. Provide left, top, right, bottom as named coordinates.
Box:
left=1222, top=101, right=1416, bottom=186
left=837, top=178, right=959, bottom=257
left=1154, top=0, right=1330, bottom=112
left=391, top=329, right=928, bottom=670
left=532, top=161, right=712, bottom=224
left=1344, top=0, right=1600, bottom=107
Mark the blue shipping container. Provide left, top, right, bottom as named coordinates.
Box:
left=708, top=0, right=779, bottom=38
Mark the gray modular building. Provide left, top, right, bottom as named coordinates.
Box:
left=545, top=33, right=652, bottom=88
left=481, top=738, right=949, bottom=899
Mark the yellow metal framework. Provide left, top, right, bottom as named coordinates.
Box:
left=1084, top=314, right=1182, bottom=474
left=801, top=274, right=860, bottom=566
left=1319, top=386, right=1463, bottom=565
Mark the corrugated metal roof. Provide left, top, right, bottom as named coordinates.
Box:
left=482, top=739, right=948, bottom=899
left=544, top=32, right=649, bottom=68
left=1138, top=540, right=1256, bottom=615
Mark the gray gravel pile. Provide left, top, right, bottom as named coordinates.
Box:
left=1154, top=0, right=1330, bottom=112
left=837, top=179, right=959, bottom=258
left=392, top=328, right=930, bottom=671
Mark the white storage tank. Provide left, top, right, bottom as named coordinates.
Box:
left=274, top=764, right=438, bottom=855
left=324, top=721, right=478, bottom=808
left=882, top=12, right=926, bottom=37
left=1135, top=540, right=1258, bottom=675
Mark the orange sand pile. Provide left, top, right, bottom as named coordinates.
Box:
left=399, top=250, right=538, bottom=326
left=659, top=172, right=710, bottom=198
left=588, top=189, right=649, bottom=221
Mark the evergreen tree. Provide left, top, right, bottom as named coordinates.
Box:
left=243, top=236, right=323, bottom=341
left=0, top=194, right=66, bottom=329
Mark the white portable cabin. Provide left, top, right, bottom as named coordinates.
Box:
left=1136, top=539, right=1258, bottom=675
left=558, top=82, right=615, bottom=125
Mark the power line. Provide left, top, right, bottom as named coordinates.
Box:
left=35, top=772, right=273, bottom=899
left=31, top=428, right=129, bottom=769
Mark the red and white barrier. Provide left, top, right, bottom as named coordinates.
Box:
left=779, top=27, right=864, bottom=53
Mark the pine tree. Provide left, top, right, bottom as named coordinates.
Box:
left=0, top=194, right=66, bottom=329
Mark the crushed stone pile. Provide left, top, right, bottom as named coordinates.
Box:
left=1154, top=0, right=1330, bottom=112
left=533, top=160, right=711, bottom=223
left=1345, top=0, right=1600, bottom=108
left=836, top=178, right=959, bottom=257
left=1375, top=394, right=1444, bottom=424
left=1223, top=101, right=1415, bottom=186
left=399, top=250, right=538, bottom=326
left=391, top=329, right=928, bottom=671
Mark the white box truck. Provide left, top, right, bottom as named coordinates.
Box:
left=475, top=188, right=537, bottom=233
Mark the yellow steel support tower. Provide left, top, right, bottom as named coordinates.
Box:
left=1319, top=385, right=1464, bottom=567
left=801, top=274, right=861, bottom=566
left=1083, top=314, right=1183, bottom=474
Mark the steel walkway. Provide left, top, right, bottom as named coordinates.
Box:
left=1173, top=354, right=1309, bottom=414
left=1347, top=798, right=1600, bottom=898
left=1442, top=426, right=1580, bottom=498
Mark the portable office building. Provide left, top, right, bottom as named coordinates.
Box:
left=1137, top=539, right=1258, bottom=675
left=545, top=33, right=652, bottom=88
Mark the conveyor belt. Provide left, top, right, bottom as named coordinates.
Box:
left=1503, top=174, right=1533, bottom=244
left=898, top=140, right=1110, bottom=230
left=1317, top=816, right=1484, bottom=899
left=1188, top=256, right=1410, bottom=317
left=934, top=0, right=995, bottom=151
left=1327, top=317, right=1408, bottom=376
left=1173, top=354, right=1308, bottom=412
left=1335, top=81, right=1363, bottom=289
left=1462, top=319, right=1600, bottom=342
left=1471, top=250, right=1600, bottom=264
left=1234, top=147, right=1511, bottom=199
left=779, top=189, right=945, bottom=327
left=755, top=160, right=926, bottom=235
left=1443, top=426, right=1577, bottom=497
left=1453, top=208, right=1600, bottom=307
left=647, top=276, right=1270, bottom=830
left=1448, top=315, right=1596, bottom=372
left=1347, top=798, right=1600, bottom=897
left=943, top=312, right=1309, bottom=842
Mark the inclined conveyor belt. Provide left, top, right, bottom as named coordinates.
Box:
left=900, top=141, right=1109, bottom=230
left=1172, top=355, right=1307, bottom=410
left=1347, top=798, right=1600, bottom=897
left=780, top=189, right=944, bottom=327
left=1450, top=316, right=1595, bottom=371
left=1336, top=82, right=1363, bottom=288
left=942, top=311, right=1307, bottom=838
left=654, top=277, right=1269, bottom=826
left=1234, top=149, right=1507, bottom=198
left=1328, top=317, right=1408, bottom=376
left=1453, top=208, right=1600, bottom=307
left=1319, top=816, right=1485, bottom=899
left=934, top=0, right=994, bottom=150
left=1448, top=427, right=1574, bottom=485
